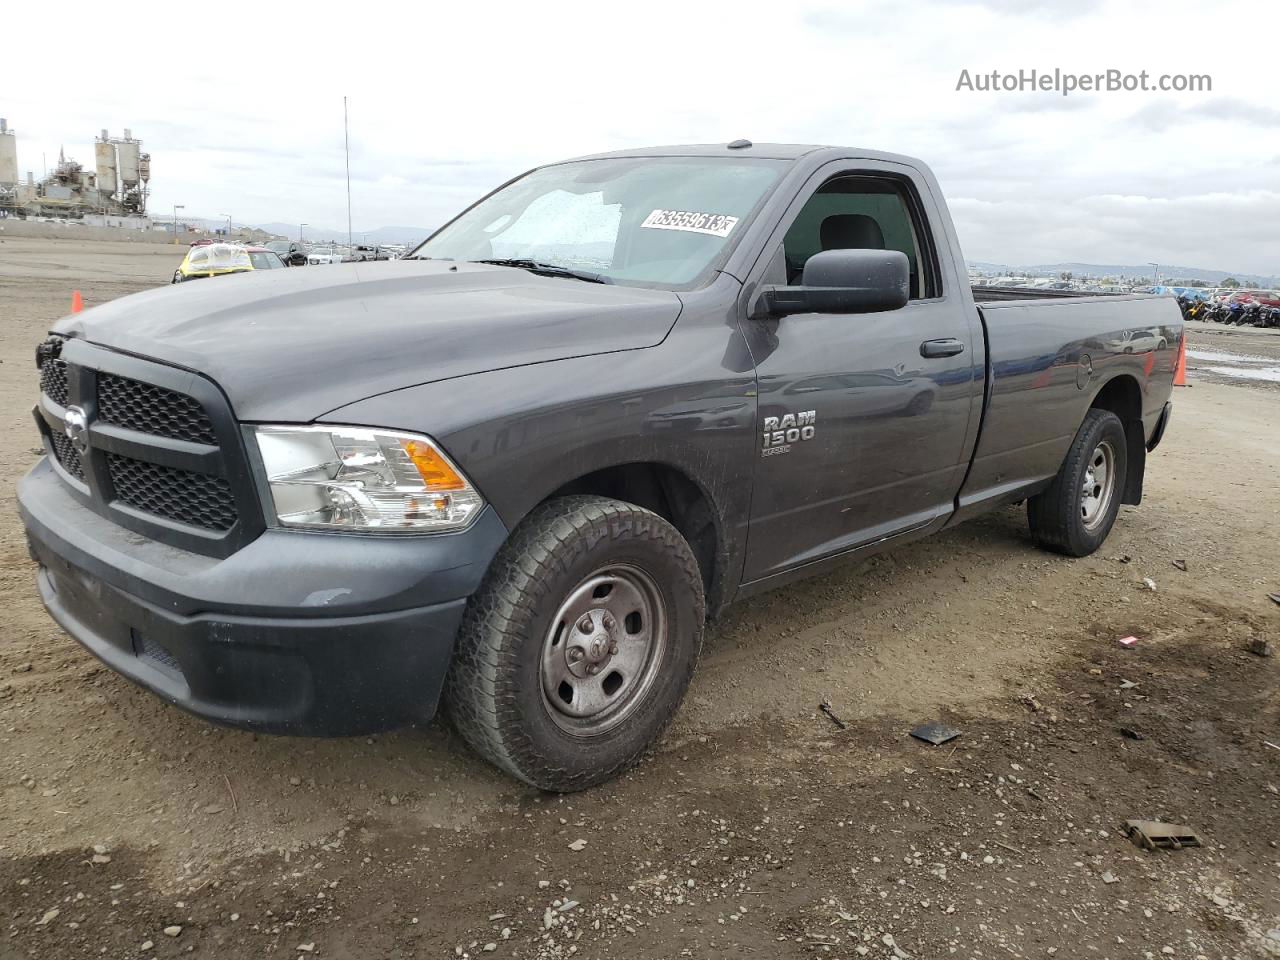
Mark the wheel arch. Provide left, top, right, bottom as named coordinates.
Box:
left=536, top=460, right=728, bottom=617
left=1088, top=373, right=1145, bottom=505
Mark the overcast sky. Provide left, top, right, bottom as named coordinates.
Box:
left=4, top=0, right=1278, bottom=274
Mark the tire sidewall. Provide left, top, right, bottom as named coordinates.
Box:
left=459, top=500, right=705, bottom=789
left=1066, top=411, right=1128, bottom=554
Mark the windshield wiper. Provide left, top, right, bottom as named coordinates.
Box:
left=472, top=258, right=612, bottom=284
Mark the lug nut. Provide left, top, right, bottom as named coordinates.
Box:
left=568, top=647, right=584, bottom=662
left=578, top=616, right=593, bottom=633
left=608, top=643, right=619, bottom=655
left=587, top=664, right=600, bottom=675
left=602, top=614, right=615, bottom=630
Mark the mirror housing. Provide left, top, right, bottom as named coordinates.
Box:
left=753, top=249, right=911, bottom=318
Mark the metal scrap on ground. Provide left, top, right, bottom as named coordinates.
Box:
left=1122, top=820, right=1202, bottom=851
left=910, top=722, right=962, bottom=746
left=819, top=700, right=847, bottom=730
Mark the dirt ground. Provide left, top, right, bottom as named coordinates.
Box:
left=1, top=237, right=1277, bottom=960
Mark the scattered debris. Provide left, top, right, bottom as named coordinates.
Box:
left=1122, top=820, right=1202, bottom=851
left=1141, top=577, right=1157, bottom=592
left=1247, top=637, right=1273, bottom=658
left=1118, top=679, right=1139, bottom=690
left=1102, top=871, right=1120, bottom=884
left=1117, top=636, right=1139, bottom=647
left=910, top=722, right=961, bottom=746
left=1268, top=593, right=1280, bottom=606
left=35, top=908, right=59, bottom=926
left=1172, top=559, right=1187, bottom=571
left=567, top=838, right=587, bottom=852
left=1020, top=694, right=1043, bottom=713
left=296, top=944, right=315, bottom=953
left=1119, top=727, right=1145, bottom=741
left=818, top=699, right=847, bottom=730
left=162, top=926, right=182, bottom=938
left=141, top=941, right=154, bottom=951
left=1264, top=741, right=1280, bottom=752
left=557, top=900, right=579, bottom=913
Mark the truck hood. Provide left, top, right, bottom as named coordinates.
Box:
left=54, top=260, right=683, bottom=422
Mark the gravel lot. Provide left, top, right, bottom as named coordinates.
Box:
left=1, top=237, right=1277, bottom=959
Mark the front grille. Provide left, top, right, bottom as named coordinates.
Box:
left=107, top=453, right=237, bottom=532
left=36, top=346, right=256, bottom=554
left=40, top=359, right=69, bottom=407
left=97, top=374, right=218, bottom=445
left=48, top=431, right=86, bottom=482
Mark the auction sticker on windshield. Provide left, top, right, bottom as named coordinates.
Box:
left=641, top=209, right=739, bottom=238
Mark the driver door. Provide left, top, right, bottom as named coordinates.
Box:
left=741, top=163, right=982, bottom=582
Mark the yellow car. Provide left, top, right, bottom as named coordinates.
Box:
left=172, top=243, right=287, bottom=283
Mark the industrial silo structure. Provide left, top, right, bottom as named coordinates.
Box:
left=94, top=129, right=118, bottom=197
left=116, top=130, right=140, bottom=188
left=0, top=119, right=18, bottom=187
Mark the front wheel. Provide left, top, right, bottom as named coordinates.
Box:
left=1027, top=408, right=1128, bottom=556
left=446, top=496, right=705, bottom=791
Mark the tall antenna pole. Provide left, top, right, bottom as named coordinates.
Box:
left=343, top=96, right=353, bottom=249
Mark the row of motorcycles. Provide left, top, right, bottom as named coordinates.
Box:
left=1178, top=294, right=1280, bottom=327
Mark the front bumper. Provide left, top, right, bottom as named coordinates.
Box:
left=18, top=457, right=508, bottom=736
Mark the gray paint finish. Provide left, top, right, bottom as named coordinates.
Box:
left=38, top=143, right=1182, bottom=619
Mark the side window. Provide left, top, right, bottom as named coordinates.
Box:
left=782, top=175, right=937, bottom=299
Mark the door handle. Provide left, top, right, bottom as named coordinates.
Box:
left=920, top=338, right=965, bottom=358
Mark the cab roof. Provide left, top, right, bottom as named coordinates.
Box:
left=565, top=142, right=923, bottom=167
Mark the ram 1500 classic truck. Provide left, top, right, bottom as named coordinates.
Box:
left=19, top=142, right=1181, bottom=791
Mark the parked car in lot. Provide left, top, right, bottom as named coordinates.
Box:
left=264, top=240, right=310, bottom=266
left=21, top=142, right=1181, bottom=791
left=349, top=244, right=392, bottom=261
left=171, top=243, right=287, bottom=283
left=307, top=245, right=345, bottom=265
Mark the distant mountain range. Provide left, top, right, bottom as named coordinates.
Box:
left=968, top=260, right=1280, bottom=286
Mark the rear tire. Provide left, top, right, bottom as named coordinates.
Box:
left=1027, top=409, right=1128, bottom=557
left=446, top=496, right=705, bottom=791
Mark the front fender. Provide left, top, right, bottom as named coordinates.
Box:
left=324, top=327, right=758, bottom=600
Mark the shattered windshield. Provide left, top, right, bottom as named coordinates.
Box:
left=409, top=157, right=785, bottom=289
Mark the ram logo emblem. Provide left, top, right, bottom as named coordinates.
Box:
left=761, top=410, right=816, bottom=457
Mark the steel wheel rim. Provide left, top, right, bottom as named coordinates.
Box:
left=1080, top=439, right=1116, bottom=532
left=539, top=563, right=668, bottom=737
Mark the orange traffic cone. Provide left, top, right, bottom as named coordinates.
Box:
left=1173, top=336, right=1188, bottom=387
left=70, top=290, right=83, bottom=313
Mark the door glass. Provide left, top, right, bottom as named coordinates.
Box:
left=782, top=177, right=931, bottom=297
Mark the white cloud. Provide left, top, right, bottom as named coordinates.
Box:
left=2, top=0, right=1277, bottom=273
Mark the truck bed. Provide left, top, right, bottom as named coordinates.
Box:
left=971, top=285, right=1112, bottom=302
left=952, top=292, right=1182, bottom=522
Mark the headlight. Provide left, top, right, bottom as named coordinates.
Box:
left=254, top=425, right=484, bottom=533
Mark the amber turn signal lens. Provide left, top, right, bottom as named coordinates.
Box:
left=402, top=440, right=466, bottom=490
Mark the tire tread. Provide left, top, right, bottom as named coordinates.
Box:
left=446, top=496, right=704, bottom=791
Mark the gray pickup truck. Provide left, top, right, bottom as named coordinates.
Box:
left=19, top=142, right=1181, bottom=791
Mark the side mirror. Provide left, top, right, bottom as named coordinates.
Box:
left=753, top=249, right=910, bottom=318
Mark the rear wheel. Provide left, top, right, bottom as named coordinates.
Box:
left=1027, top=408, right=1128, bottom=557
left=446, top=496, right=704, bottom=791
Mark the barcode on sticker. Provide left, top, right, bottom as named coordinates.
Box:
left=641, top=209, right=739, bottom=238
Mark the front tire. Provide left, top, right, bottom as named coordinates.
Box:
left=446, top=496, right=705, bottom=791
left=1027, top=409, right=1128, bottom=557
